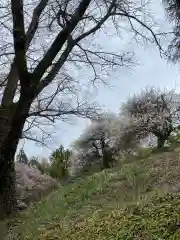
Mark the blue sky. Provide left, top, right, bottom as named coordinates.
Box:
left=18, top=0, right=180, bottom=159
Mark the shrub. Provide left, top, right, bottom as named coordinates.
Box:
left=48, top=145, right=71, bottom=180
left=136, top=147, right=152, bottom=159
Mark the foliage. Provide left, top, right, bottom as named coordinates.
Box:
left=48, top=145, right=71, bottom=179
left=38, top=158, right=51, bottom=175
left=20, top=155, right=50, bottom=175
left=17, top=145, right=71, bottom=180
left=29, top=156, right=44, bottom=173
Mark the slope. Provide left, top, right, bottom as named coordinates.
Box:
left=3, top=147, right=180, bottom=239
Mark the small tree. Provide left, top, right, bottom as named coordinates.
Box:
left=49, top=145, right=71, bottom=179
left=28, top=156, right=49, bottom=174
left=28, top=156, right=39, bottom=168
left=16, top=148, right=29, bottom=164
left=121, top=87, right=180, bottom=148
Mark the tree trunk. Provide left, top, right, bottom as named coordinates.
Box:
left=100, top=138, right=111, bottom=169
left=0, top=148, right=17, bottom=218
left=102, top=154, right=111, bottom=169
left=157, top=136, right=166, bottom=148
left=154, top=126, right=173, bottom=149
left=102, top=148, right=112, bottom=169
left=0, top=93, right=33, bottom=218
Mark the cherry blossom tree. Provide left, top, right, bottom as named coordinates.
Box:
left=72, top=113, right=117, bottom=170
left=120, top=86, right=180, bottom=148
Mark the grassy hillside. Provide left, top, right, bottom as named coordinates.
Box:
left=3, top=147, right=180, bottom=239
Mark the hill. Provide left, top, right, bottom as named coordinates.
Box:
left=2, top=147, right=180, bottom=239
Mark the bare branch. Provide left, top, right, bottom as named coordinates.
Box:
left=25, top=0, right=49, bottom=49
left=35, top=38, right=76, bottom=95
left=32, top=0, right=92, bottom=82
left=116, top=11, right=163, bottom=53
left=75, top=0, right=116, bottom=42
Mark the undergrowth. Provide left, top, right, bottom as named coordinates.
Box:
left=41, top=193, right=180, bottom=240
left=2, top=146, right=180, bottom=239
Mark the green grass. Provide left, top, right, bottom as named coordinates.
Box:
left=49, top=193, right=180, bottom=240
left=3, top=147, right=180, bottom=239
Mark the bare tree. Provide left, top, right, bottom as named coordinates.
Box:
left=0, top=0, right=162, bottom=216
left=120, top=86, right=180, bottom=148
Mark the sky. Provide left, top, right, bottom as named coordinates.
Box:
left=18, top=0, right=180, bottom=159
